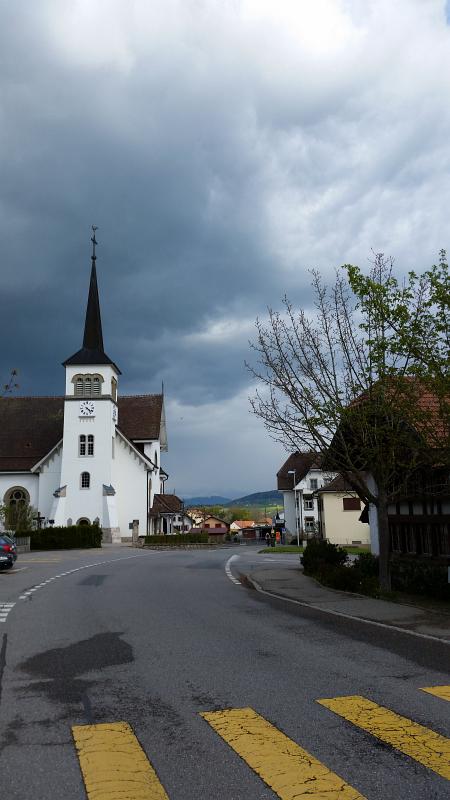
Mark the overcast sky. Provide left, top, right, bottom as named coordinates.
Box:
left=2, top=1, right=450, bottom=498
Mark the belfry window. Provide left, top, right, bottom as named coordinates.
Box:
left=79, top=435, right=86, bottom=456
left=87, top=435, right=94, bottom=456
left=111, top=377, right=117, bottom=401
left=73, top=374, right=103, bottom=397
left=81, top=472, right=90, bottom=489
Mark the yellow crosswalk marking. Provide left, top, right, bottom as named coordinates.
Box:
left=72, top=722, right=169, bottom=800
left=201, top=707, right=366, bottom=799
left=318, top=695, right=450, bottom=781
left=421, top=686, right=450, bottom=702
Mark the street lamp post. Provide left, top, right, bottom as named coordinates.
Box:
left=287, top=470, right=299, bottom=546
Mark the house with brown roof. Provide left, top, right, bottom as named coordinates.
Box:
left=0, top=236, right=174, bottom=541
left=277, top=452, right=336, bottom=542
left=148, top=494, right=194, bottom=534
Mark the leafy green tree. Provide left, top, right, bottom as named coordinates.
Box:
left=248, top=254, right=449, bottom=590
left=0, top=500, right=36, bottom=533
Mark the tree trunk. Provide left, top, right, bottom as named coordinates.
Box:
left=376, top=491, right=391, bottom=591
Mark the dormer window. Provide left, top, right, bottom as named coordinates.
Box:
left=73, top=374, right=104, bottom=397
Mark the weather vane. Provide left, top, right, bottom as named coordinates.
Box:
left=91, top=225, right=98, bottom=260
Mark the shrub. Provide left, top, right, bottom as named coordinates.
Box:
left=144, top=532, right=208, bottom=545
left=302, top=539, right=348, bottom=575
left=314, top=564, right=380, bottom=596
left=390, top=558, right=450, bottom=601
left=353, top=551, right=379, bottom=577
left=28, top=525, right=102, bottom=550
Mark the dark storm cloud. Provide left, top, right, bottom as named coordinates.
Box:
left=2, top=1, right=450, bottom=495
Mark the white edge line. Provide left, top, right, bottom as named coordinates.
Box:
left=225, top=555, right=242, bottom=585
left=247, top=577, right=450, bottom=646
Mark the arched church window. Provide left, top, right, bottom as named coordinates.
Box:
left=111, top=377, right=117, bottom=401
left=79, top=435, right=86, bottom=456
left=81, top=472, right=90, bottom=489
left=5, top=487, right=29, bottom=506
left=87, top=435, right=94, bottom=456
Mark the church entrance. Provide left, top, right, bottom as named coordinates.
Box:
left=77, top=518, right=90, bottom=526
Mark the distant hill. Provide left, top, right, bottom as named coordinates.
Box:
left=226, top=490, right=283, bottom=507
left=183, top=496, right=231, bottom=507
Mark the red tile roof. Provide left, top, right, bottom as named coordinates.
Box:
left=231, top=520, right=255, bottom=529
left=0, top=394, right=163, bottom=472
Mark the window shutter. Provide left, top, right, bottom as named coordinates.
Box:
left=343, top=497, right=361, bottom=511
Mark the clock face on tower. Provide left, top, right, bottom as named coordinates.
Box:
left=79, top=400, right=95, bottom=416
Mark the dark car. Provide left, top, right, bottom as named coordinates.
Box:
left=0, top=536, right=17, bottom=569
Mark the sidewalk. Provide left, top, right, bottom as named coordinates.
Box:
left=246, top=566, right=450, bottom=642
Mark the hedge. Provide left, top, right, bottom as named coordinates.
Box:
left=144, top=532, right=208, bottom=545
left=390, top=558, right=450, bottom=601
left=24, top=525, right=102, bottom=550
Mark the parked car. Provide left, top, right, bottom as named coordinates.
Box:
left=0, top=536, right=17, bottom=570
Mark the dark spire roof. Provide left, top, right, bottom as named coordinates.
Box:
left=63, top=229, right=121, bottom=372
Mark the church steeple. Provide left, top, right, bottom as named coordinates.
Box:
left=82, top=227, right=104, bottom=352
left=63, top=228, right=121, bottom=372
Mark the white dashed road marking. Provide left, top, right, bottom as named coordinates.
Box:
left=225, top=555, right=241, bottom=585
left=4, top=554, right=155, bottom=617
left=0, top=602, right=16, bottom=622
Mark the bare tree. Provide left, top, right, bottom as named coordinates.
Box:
left=1, top=369, right=19, bottom=397
left=248, top=254, right=449, bottom=590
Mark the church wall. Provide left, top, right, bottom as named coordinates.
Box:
left=37, top=447, right=63, bottom=522
left=0, top=473, right=39, bottom=530
left=113, top=436, right=148, bottom=537
left=143, top=441, right=160, bottom=507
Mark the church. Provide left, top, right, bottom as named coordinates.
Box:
left=0, top=233, right=182, bottom=541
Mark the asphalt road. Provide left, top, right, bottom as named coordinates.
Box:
left=0, top=544, right=449, bottom=799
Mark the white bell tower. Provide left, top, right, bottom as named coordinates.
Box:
left=52, top=228, right=121, bottom=541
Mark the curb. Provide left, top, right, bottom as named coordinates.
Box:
left=245, top=575, right=450, bottom=645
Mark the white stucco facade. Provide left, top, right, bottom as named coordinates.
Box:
left=283, top=468, right=336, bottom=539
